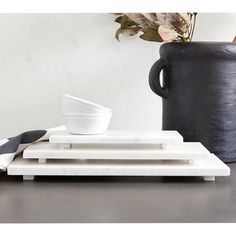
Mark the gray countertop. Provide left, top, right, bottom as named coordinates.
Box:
left=0, top=163, right=236, bottom=223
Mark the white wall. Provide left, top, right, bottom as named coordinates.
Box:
left=0, top=13, right=236, bottom=138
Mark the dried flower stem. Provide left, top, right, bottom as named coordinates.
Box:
left=190, top=13, right=197, bottom=41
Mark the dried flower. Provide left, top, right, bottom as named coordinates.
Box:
left=158, top=25, right=179, bottom=42
left=114, top=13, right=197, bottom=43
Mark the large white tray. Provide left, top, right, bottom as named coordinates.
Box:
left=49, top=130, right=183, bottom=144
left=7, top=154, right=230, bottom=181
left=23, top=142, right=210, bottom=161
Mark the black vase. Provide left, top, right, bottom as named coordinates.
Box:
left=149, top=42, right=236, bottom=163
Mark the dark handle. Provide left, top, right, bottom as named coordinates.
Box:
left=149, top=58, right=168, bottom=98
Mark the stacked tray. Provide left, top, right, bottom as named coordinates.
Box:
left=7, top=130, right=230, bottom=181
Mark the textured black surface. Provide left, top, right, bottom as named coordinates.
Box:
left=0, top=165, right=236, bottom=223
left=149, top=42, right=236, bottom=163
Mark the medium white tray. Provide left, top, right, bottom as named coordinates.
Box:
left=49, top=130, right=183, bottom=144
left=7, top=154, right=230, bottom=181
left=23, top=142, right=210, bottom=161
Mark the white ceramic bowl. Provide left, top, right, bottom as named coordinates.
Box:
left=62, top=112, right=112, bottom=135
left=62, top=94, right=111, bottom=114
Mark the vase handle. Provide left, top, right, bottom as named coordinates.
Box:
left=149, top=58, right=168, bottom=98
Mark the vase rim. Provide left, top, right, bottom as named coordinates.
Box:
left=163, top=41, right=236, bottom=45
left=160, top=41, right=236, bottom=59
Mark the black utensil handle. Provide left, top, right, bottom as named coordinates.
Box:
left=149, top=58, right=168, bottom=98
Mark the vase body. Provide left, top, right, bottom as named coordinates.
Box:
left=149, top=42, right=236, bottom=163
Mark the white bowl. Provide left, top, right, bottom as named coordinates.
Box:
left=62, top=112, right=112, bottom=135
left=62, top=94, right=111, bottom=114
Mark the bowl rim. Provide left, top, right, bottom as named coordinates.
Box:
left=63, top=94, right=111, bottom=112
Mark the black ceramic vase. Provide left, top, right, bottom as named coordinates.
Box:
left=149, top=42, right=236, bottom=163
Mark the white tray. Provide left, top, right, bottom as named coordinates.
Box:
left=7, top=154, right=230, bottom=181
left=23, top=142, right=210, bottom=161
left=49, top=130, right=183, bottom=144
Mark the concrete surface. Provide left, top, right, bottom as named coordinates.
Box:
left=0, top=163, right=236, bottom=223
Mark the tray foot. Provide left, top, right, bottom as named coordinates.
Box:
left=38, top=158, right=47, bottom=164
left=23, top=175, right=35, bottom=181
left=60, top=144, right=72, bottom=149
left=203, top=176, right=215, bottom=182
left=156, top=143, right=167, bottom=149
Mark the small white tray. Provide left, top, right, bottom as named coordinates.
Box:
left=7, top=154, right=230, bottom=181
left=23, top=142, right=210, bottom=161
left=49, top=130, right=183, bottom=144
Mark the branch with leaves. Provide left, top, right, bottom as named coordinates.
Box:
left=114, top=13, right=197, bottom=43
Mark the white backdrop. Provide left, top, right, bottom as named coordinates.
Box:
left=1, top=13, right=236, bottom=138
